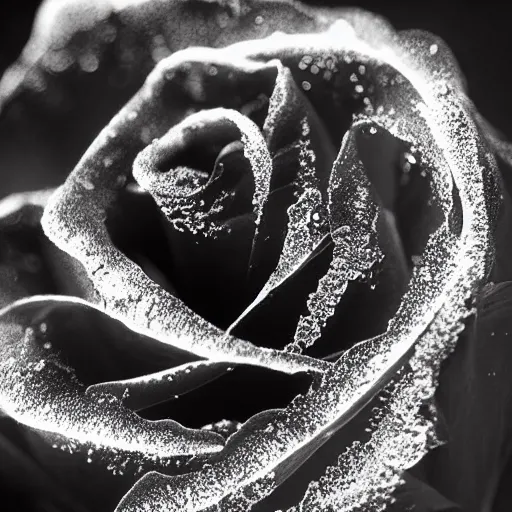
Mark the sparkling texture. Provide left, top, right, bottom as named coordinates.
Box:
left=0, top=0, right=502, bottom=511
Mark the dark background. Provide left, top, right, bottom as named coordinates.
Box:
left=1, top=1, right=511, bottom=140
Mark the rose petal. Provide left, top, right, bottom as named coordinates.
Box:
left=88, top=360, right=232, bottom=412
left=417, top=281, right=512, bottom=511
left=0, top=190, right=95, bottom=307
left=488, top=156, right=512, bottom=282
left=0, top=416, right=89, bottom=512
left=227, top=63, right=336, bottom=334
left=387, top=473, right=461, bottom=511
left=0, top=296, right=226, bottom=462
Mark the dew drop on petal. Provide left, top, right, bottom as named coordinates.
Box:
left=78, top=54, right=99, bottom=73
left=411, top=254, right=423, bottom=266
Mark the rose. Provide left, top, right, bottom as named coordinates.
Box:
left=0, top=1, right=510, bottom=512
left=2, top=1, right=512, bottom=511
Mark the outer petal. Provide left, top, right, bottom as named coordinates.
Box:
left=0, top=297, right=225, bottom=459
left=0, top=0, right=356, bottom=196
left=0, top=190, right=94, bottom=307
left=418, top=282, right=512, bottom=511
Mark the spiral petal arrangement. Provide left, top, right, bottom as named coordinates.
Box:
left=0, top=1, right=509, bottom=511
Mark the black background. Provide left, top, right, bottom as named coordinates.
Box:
left=1, top=1, right=511, bottom=140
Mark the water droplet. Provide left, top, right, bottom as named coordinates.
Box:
left=208, top=65, right=218, bottom=76
left=34, top=360, right=45, bottom=372
left=358, top=64, right=366, bottom=75
left=438, top=82, right=450, bottom=96
left=153, top=34, right=165, bottom=46
left=46, top=50, right=73, bottom=73
left=140, top=127, right=152, bottom=144
left=405, top=153, right=417, bottom=165
left=350, top=73, right=358, bottom=83
left=216, top=12, right=229, bottom=28
left=369, top=126, right=377, bottom=135
left=43, top=342, right=52, bottom=350
left=80, top=178, right=95, bottom=191
left=301, top=81, right=311, bottom=91
left=101, top=24, right=117, bottom=43
left=39, top=323, right=47, bottom=334
left=115, top=175, right=127, bottom=188
left=400, top=152, right=417, bottom=173
left=79, top=54, right=99, bottom=73
left=411, top=254, right=423, bottom=266
left=152, top=46, right=170, bottom=62
left=254, top=15, right=264, bottom=25
left=429, top=44, right=439, bottom=55
left=310, top=64, right=319, bottom=75
left=355, top=84, right=364, bottom=94
left=301, top=120, right=311, bottom=137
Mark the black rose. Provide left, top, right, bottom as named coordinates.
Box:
left=1, top=1, right=512, bottom=511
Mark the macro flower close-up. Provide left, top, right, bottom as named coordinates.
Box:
left=2, top=1, right=512, bottom=511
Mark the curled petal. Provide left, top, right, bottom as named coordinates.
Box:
left=0, top=190, right=94, bottom=307
left=0, top=297, right=225, bottom=465
left=88, top=361, right=232, bottom=412
left=41, top=47, right=330, bottom=377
